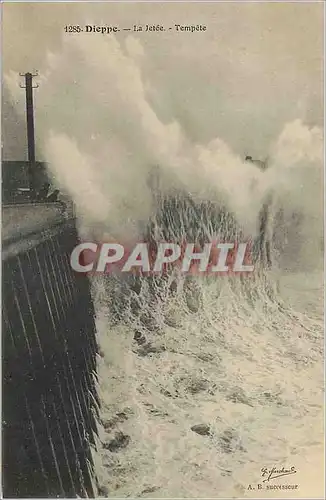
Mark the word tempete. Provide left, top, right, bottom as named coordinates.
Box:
left=70, top=241, right=254, bottom=276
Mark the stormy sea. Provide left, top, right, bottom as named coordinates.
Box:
left=6, top=28, right=324, bottom=498
left=89, top=192, right=324, bottom=499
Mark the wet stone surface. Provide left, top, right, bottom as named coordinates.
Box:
left=104, top=432, right=131, bottom=452
left=191, top=424, right=211, bottom=436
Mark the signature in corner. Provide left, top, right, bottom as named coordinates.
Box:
left=261, top=466, right=297, bottom=483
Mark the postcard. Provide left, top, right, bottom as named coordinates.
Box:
left=2, top=1, right=324, bottom=498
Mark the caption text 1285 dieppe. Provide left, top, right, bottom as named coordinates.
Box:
left=64, top=24, right=207, bottom=34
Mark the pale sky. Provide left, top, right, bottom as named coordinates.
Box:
left=2, top=1, right=324, bottom=160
